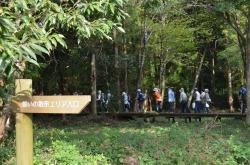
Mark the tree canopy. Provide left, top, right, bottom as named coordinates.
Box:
left=1, top=0, right=250, bottom=122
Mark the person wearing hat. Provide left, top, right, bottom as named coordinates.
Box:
left=179, top=88, right=190, bottom=113
left=122, top=92, right=130, bottom=112
left=153, top=88, right=162, bottom=112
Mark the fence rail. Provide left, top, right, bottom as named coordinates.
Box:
left=100, top=112, right=246, bottom=122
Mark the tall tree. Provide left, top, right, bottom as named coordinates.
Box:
left=207, top=0, right=250, bottom=122
left=113, top=28, right=121, bottom=111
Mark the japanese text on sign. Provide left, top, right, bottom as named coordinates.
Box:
left=22, top=101, right=80, bottom=108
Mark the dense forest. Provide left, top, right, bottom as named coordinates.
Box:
left=1, top=0, right=250, bottom=119
left=1, top=0, right=250, bottom=164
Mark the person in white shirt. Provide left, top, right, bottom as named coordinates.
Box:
left=193, top=88, right=201, bottom=113
left=122, top=92, right=130, bottom=112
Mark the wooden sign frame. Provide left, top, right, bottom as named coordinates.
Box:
left=12, top=95, right=91, bottom=114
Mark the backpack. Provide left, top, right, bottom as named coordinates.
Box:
left=139, top=92, right=146, bottom=101
left=106, top=93, right=111, bottom=100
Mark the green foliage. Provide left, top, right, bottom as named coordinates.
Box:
left=0, top=0, right=67, bottom=78
left=0, top=0, right=128, bottom=79
left=34, top=139, right=109, bottom=165
left=0, top=131, right=16, bottom=164
left=2, top=117, right=250, bottom=164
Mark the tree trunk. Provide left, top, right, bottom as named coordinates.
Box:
left=246, top=7, right=250, bottom=124
left=188, top=48, right=207, bottom=108
left=122, top=19, right=129, bottom=94
left=113, top=28, right=121, bottom=112
left=159, top=52, right=168, bottom=109
left=104, top=53, right=110, bottom=89
left=224, top=12, right=247, bottom=79
left=55, top=52, right=68, bottom=120
left=137, top=10, right=147, bottom=89
left=210, top=45, right=215, bottom=93
left=227, top=63, right=234, bottom=112
left=154, top=53, right=159, bottom=86
left=91, top=53, right=97, bottom=114
left=134, top=10, right=147, bottom=112
left=123, top=34, right=129, bottom=93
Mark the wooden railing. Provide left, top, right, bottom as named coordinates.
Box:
left=100, top=112, right=246, bottom=122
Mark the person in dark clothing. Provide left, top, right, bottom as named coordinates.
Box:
left=122, top=92, right=130, bottom=112
left=105, top=90, right=112, bottom=112
left=239, top=86, right=247, bottom=113
left=97, top=90, right=104, bottom=112
left=137, top=89, right=145, bottom=112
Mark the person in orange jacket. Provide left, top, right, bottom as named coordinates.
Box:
left=153, top=88, right=162, bottom=112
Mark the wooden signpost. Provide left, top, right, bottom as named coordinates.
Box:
left=13, top=79, right=91, bottom=165
left=12, top=95, right=91, bottom=114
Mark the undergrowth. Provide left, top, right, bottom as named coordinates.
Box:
left=1, top=115, right=250, bottom=164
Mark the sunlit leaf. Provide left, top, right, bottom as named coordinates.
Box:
left=30, top=43, right=49, bottom=54
left=21, top=45, right=37, bottom=60
left=117, top=26, right=125, bottom=33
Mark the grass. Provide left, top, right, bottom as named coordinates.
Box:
left=1, top=115, right=250, bottom=165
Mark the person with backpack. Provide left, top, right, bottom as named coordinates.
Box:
left=137, top=89, right=146, bottom=112
left=105, top=90, right=112, bottom=112
left=179, top=88, right=190, bottom=113
left=239, top=85, right=247, bottom=113
left=153, top=88, right=162, bottom=112
left=200, top=89, right=206, bottom=113
left=205, top=89, right=211, bottom=113
left=122, top=92, right=130, bottom=112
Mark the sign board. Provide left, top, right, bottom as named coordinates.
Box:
left=12, top=95, right=91, bottom=114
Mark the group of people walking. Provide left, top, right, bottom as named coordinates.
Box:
left=121, top=87, right=211, bottom=113
left=192, top=88, right=211, bottom=113
left=98, top=85, right=247, bottom=113
left=131, top=87, right=212, bottom=113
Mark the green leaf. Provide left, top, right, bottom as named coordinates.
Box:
left=0, top=18, right=16, bottom=31
left=21, top=45, right=37, bottom=60
left=110, top=4, right=115, bottom=14
left=30, top=43, right=49, bottom=54
left=0, top=57, right=11, bottom=71
left=85, top=26, right=91, bottom=37
left=23, top=55, right=39, bottom=66
left=45, top=41, right=52, bottom=51
left=53, top=34, right=67, bottom=48
left=117, top=26, right=125, bottom=33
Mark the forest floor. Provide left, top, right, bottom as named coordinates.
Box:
left=1, top=114, right=250, bottom=165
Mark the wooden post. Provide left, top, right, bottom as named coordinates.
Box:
left=15, top=79, right=33, bottom=165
